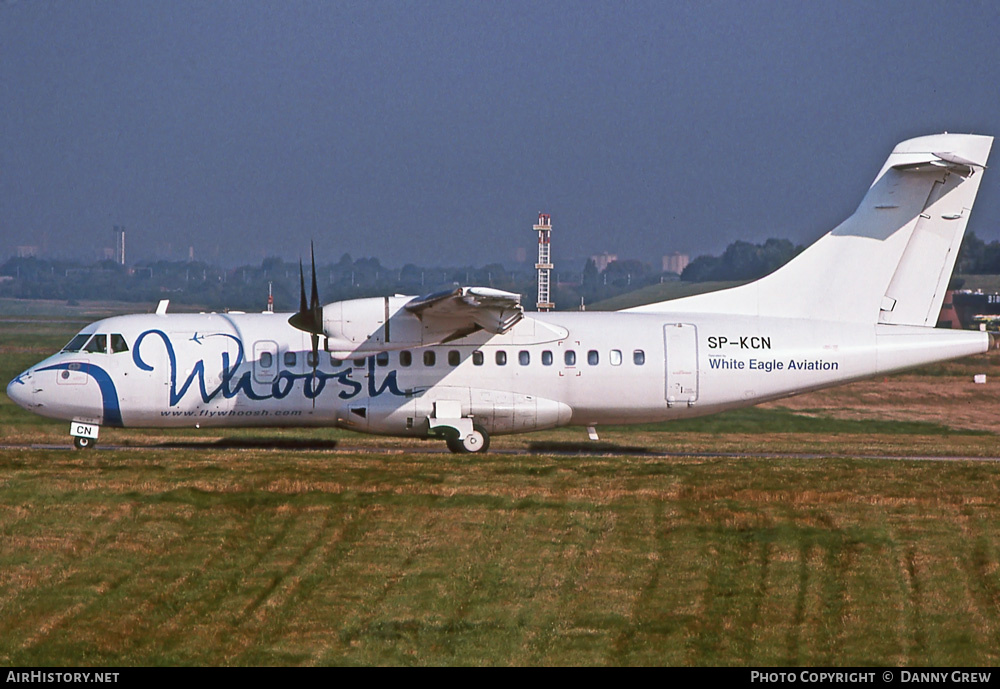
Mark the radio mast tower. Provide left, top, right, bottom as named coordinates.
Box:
left=113, top=226, right=126, bottom=265
left=534, top=212, right=554, bottom=311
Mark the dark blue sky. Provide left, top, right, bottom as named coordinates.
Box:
left=3, top=0, right=1000, bottom=268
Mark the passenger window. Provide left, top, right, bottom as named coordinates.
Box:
left=62, top=334, right=91, bottom=352
left=330, top=355, right=343, bottom=367
left=587, top=350, right=599, bottom=365
left=633, top=349, right=645, bottom=365
left=260, top=351, right=273, bottom=368
left=610, top=349, right=622, bottom=366
left=473, top=350, right=484, bottom=366
left=399, top=351, right=412, bottom=367
left=565, top=350, right=576, bottom=366
left=110, top=334, right=129, bottom=353
left=496, top=350, right=507, bottom=366
left=448, top=350, right=460, bottom=366
left=519, top=351, right=530, bottom=366
left=84, top=334, right=107, bottom=354
left=307, top=351, right=319, bottom=368
left=284, top=351, right=297, bottom=367
left=354, top=357, right=366, bottom=366
left=423, top=350, right=436, bottom=366
left=376, top=352, right=389, bottom=367
left=542, top=350, right=553, bottom=366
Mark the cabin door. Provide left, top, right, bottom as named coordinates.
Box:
left=253, top=341, right=279, bottom=385
left=664, top=323, right=699, bottom=406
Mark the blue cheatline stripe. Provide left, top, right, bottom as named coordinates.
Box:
left=36, top=363, right=124, bottom=427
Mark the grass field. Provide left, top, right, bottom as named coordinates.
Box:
left=587, top=280, right=749, bottom=311
left=2, top=309, right=1000, bottom=666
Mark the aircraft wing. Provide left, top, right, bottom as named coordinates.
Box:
left=405, top=286, right=523, bottom=336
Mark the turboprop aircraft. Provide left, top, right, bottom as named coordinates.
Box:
left=6, top=133, right=996, bottom=452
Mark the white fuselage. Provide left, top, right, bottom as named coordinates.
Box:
left=7, top=309, right=988, bottom=438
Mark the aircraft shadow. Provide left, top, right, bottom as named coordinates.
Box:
left=155, top=438, right=341, bottom=451
left=526, top=441, right=654, bottom=455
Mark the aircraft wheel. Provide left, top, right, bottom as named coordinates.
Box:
left=454, top=425, right=490, bottom=454
left=73, top=436, right=96, bottom=450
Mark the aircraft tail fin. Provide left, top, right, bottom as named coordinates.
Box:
left=628, top=133, right=993, bottom=325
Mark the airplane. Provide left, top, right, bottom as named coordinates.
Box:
left=6, top=132, right=996, bottom=453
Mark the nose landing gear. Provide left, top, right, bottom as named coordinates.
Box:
left=70, top=422, right=99, bottom=450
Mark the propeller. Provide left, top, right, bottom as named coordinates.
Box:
left=289, top=242, right=323, bottom=336
left=288, top=242, right=323, bottom=403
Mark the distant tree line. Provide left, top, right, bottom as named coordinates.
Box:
left=0, top=254, right=539, bottom=312
left=578, top=257, right=666, bottom=306
left=674, top=230, right=1000, bottom=284
left=956, top=231, right=1000, bottom=274
left=680, top=238, right=803, bottom=282
left=4, top=230, right=999, bottom=311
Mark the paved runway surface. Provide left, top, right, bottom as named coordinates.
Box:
left=5, top=442, right=1000, bottom=463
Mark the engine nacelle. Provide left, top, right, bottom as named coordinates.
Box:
left=321, top=296, right=422, bottom=355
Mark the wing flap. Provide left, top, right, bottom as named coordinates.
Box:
left=405, top=287, right=523, bottom=335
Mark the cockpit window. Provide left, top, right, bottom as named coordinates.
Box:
left=83, top=334, right=107, bottom=354
left=110, top=334, right=129, bottom=353
left=62, top=333, right=92, bottom=352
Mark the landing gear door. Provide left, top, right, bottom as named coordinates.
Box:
left=664, top=324, right=699, bottom=406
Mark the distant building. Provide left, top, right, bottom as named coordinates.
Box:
left=937, top=291, right=962, bottom=329
left=590, top=252, right=617, bottom=272
left=946, top=290, right=1000, bottom=329
left=16, top=246, right=38, bottom=258
left=662, top=252, right=690, bottom=275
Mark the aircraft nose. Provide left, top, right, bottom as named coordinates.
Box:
left=6, top=371, right=36, bottom=411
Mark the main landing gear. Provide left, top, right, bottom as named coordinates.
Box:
left=445, top=424, right=491, bottom=454
left=427, top=402, right=491, bottom=454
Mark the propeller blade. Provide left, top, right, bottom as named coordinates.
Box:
left=298, top=259, right=307, bottom=315
left=310, top=242, right=319, bottom=314
left=288, top=242, right=324, bottom=409
left=288, top=246, right=324, bottom=335
left=310, top=331, right=319, bottom=409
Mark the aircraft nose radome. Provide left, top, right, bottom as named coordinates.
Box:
left=6, top=373, right=32, bottom=411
